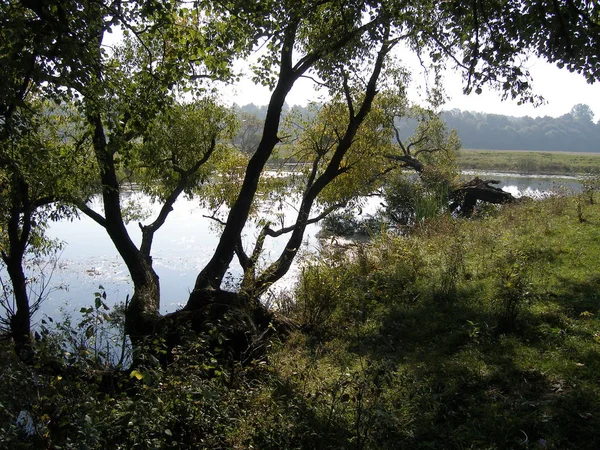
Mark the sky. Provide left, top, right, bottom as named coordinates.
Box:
left=443, top=58, right=600, bottom=120
left=223, top=54, right=600, bottom=120
left=102, top=28, right=600, bottom=121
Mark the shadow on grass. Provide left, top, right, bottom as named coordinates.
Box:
left=308, top=285, right=600, bottom=449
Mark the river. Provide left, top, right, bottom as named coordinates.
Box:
left=1, top=172, right=585, bottom=322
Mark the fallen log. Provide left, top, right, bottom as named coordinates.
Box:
left=450, top=177, right=515, bottom=217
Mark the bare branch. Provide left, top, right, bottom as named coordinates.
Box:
left=202, top=214, right=227, bottom=226
left=234, top=236, right=251, bottom=270
left=299, top=74, right=332, bottom=89
left=75, top=201, right=107, bottom=228
left=264, top=203, right=346, bottom=238
left=392, top=121, right=408, bottom=155
left=342, top=70, right=355, bottom=122
left=407, top=135, right=429, bottom=153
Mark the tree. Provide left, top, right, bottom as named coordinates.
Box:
left=0, top=101, right=93, bottom=361
left=235, top=71, right=405, bottom=300
left=187, top=0, right=600, bottom=310
left=231, top=111, right=265, bottom=155
left=570, top=103, right=595, bottom=123
left=0, top=0, right=238, bottom=353
left=3, top=0, right=600, bottom=357
left=383, top=108, right=461, bottom=224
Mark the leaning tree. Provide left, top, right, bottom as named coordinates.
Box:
left=3, top=0, right=600, bottom=356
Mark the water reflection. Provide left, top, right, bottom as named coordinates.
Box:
left=35, top=194, right=321, bottom=319
left=463, top=170, right=583, bottom=198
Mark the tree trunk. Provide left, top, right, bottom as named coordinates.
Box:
left=250, top=35, right=389, bottom=297
left=451, top=177, right=515, bottom=217
left=4, top=254, right=33, bottom=362
left=2, top=176, right=34, bottom=362
left=187, top=67, right=297, bottom=306
left=125, top=265, right=160, bottom=344
left=88, top=114, right=162, bottom=341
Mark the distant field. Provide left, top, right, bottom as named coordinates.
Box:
left=458, top=149, right=600, bottom=174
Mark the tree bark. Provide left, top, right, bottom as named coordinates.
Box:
left=4, top=255, right=33, bottom=362
left=2, top=176, right=34, bottom=362
left=88, top=114, right=161, bottom=341
left=187, top=38, right=299, bottom=306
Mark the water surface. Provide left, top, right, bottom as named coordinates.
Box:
left=3, top=173, right=584, bottom=322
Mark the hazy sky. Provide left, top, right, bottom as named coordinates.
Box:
left=443, top=58, right=600, bottom=120
left=102, top=28, right=599, bottom=120
left=224, top=55, right=600, bottom=120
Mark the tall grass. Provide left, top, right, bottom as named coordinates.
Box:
left=262, top=196, right=600, bottom=449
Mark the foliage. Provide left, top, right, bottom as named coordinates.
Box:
left=493, top=249, right=532, bottom=331
left=133, top=99, right=239, bottom=202
left=382, top=170, right=454, bottom=226
left=281, top=195, right=600, bottom=449
left=1, top=195, right=600, bottom=448
left=322, top=211, right=388, bottom=238
left=231, top=110, right=264, bottom=155
left=0, top=100, right=93, bottom=254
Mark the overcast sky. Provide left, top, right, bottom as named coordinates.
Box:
left=443, top=58, right=600, bottom=120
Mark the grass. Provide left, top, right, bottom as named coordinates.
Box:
left=458, top=149, right=600, bottom=175
left=246, top=195, right=600, bottom=449
left=2, top=195, right=600, bottom=449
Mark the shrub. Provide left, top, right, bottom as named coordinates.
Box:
left=493, top=249, right=532, bottom=331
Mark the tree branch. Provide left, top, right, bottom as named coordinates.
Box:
left=293, top=16, right=384, bottom=74
left=75, top=201, right=107, bottom=228
left=264, top=203, right=346, bottom=238
left=139, top=137, right=217, bottom=258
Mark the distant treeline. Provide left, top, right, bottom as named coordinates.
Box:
left=442, top=104, right=600, bottom=152
left=234, top=102, right=600, bottom=153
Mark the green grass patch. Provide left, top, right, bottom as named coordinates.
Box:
left=458, top=149, right=600, bottom=175
left=261, top=197, right=600, bottom=449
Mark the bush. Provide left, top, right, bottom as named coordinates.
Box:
left=493, top=249, right=532, bottom=331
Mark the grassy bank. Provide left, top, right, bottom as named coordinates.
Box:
left=458, top=149, right=600, bottom=174
left=2, top=195, right=600, bottom=449
left=249, top=195, right=600, bottom=449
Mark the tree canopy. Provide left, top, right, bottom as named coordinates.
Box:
left=441, top=104, right=600, bottom=151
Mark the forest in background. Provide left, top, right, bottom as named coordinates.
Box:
left=236, top=103, right=600, bottom=153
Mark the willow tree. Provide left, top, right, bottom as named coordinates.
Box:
left=0, top=0, right=244, bottom=347
left=4, top=0, right=600, bottom=349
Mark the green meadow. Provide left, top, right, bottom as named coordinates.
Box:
left=458, top=149, right=600, bottom=174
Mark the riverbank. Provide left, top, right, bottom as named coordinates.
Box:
left=458, top=149, right=600, bottom=175
left=2, top=195, right=599, bottom=448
